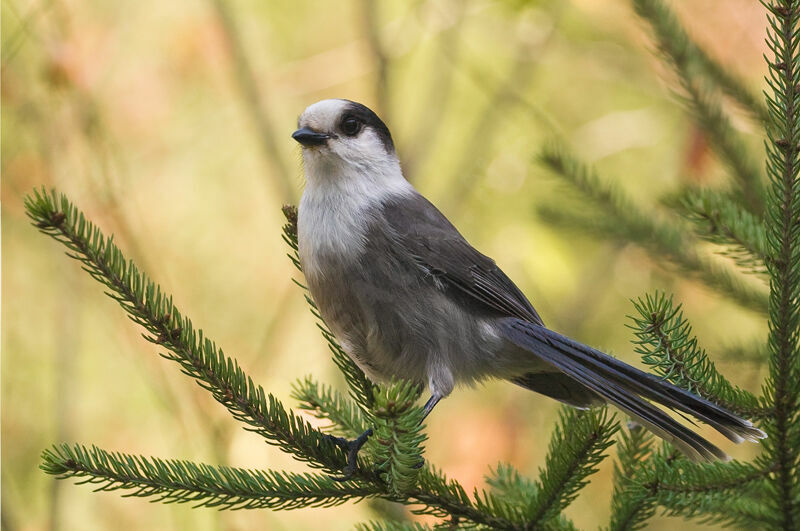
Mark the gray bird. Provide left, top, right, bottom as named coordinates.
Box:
left=292, top=99, right=764, bottom=474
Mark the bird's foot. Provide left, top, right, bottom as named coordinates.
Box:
left=327, top=428, right=373, bottom=481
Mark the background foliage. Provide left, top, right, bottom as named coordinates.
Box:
left=2, top=0, right=773, bottom=529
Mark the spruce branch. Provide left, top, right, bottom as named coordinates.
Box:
left=292, top=376, right=369, bottom=438
left=476, top=464, right=580, bottom=529
left=28, top=189, right=533, bottom=529
left=646, top=459, right=775, bottom=527
left=632, top=0, right=769, bottom=126
left=608, top=437, right=775, bottom=530
left=370, top=380, right=426, bottom=496
left=356, top=522, right=432, bottom=531
left=41, top=443, right=377, bottom=510
left=605, top=424, right=655, bottom=531
left=676, top=188, right=768, bottom=275
left=680, top=87, right=765, bottom=214
left=409, top=467, right=521, bottom=528
left=633, top=0, right=766, bottom=213
left=720, top=339, right=770, bottom=364
left=658, top=495, right=778, bottom=530
left=538, top=146, right=769, bottom=313
left=442, top=24, right=557, bottom=214
left=760, top=1, right=800, bottom=527
left=604, top=445, right=682, bottom=531
left=628, top=292, right=768, bottom=419
left=526, top=408, right=619, bottom=527
left=486, top=463, right=538, bottom=509
left=24, top=189, right=369, bottom=478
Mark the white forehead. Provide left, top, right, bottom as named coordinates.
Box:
left=298, top=99, right=349, bottom=131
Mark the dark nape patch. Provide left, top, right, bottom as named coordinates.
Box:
left=341, top=100, right=395, bottom=153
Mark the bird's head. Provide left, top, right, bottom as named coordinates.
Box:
left=293, top=99, right=400, bottom=184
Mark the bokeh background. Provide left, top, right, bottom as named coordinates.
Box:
left=2, top=0, right=770, bottom=529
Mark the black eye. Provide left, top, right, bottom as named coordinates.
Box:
left=341, top=116, right=361, bottom=136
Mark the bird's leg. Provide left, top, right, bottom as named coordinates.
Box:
left=422, top=393, right=443, bottom=421
left=327, top=393, right=442, bottom=479
left=326, top=428, right=373, bottom=481
left=410, top=393, right=444, bottom=470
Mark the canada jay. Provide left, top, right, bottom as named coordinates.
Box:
left=292, top=98, right=765, bottom=473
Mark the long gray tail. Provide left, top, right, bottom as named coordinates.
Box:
left=499, top=318, right=766, bottom=461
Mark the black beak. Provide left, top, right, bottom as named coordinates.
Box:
left=292, top=127, right=329, bottom=147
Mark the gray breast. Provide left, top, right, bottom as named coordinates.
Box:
left=303, top=203, right=506, bottom=396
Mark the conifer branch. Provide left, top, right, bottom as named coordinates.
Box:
left=605, top=445, right=682, bottom=531
left=41, top=444, right=377, bottom=510
left=681, top=87, right=765, bottom=214
left=292, top=377, right=369, bottom=438
left=27, top=189, right=535, bottom=528
left=628, top=292, right=768, bottom=419
left=608, top=438, right=775, bottom=530
left=409, top=467, right=523, bottom=528
left=659, top=495, right=778, bottom=529
left=443, top=28, right=555, bottom=213
left=633, top=0, right=766, bottom=213
left=356, top=522, right=432, bottom=531
left=526, top=408, right=619, bottom=527
left=643, top=458, right=776, bottom=527
left=652, top=460, right=771, bottom=495
left=486, top=463, right=538, bottom=509
left=538, top=146, right=769, bottom=313
left=480, top=464, right=581, bottom=530
left=24, top=189, right=370, bottom=478
left=370, top=380, right=426, bottom=496
left=632, top=0, right=769, bottom=125
left=605, top=424, right=655, bottom=531
left=720, top=339, right=769, bottom=364
left=677, top=188, right=768, bottom=275
left=760, top=1, right=800, bottom=527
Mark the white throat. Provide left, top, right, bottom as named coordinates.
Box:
left=298, top=151, right=414, bottom=279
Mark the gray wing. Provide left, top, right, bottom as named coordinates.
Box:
left=381, top=193, right=544, bottom=326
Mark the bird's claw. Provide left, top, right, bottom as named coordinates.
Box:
left=327, top=428, right=373, bottom=481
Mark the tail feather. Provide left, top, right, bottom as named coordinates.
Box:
left=500, top=318, right=766, bottom=461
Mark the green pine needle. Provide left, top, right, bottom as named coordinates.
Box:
left=676, top=188, right=768, bottom=275
left=26, top=2, right=800, bottom=521
left=633, top=0, right=766, bottom=213
left=628, top=292, right=767, bottom=419
left=370, top=379, right=426, bottom=496
left=643, top=458, right=774, bottom=527
left=40, top=443, right=377, bottom=510
left=604, top=423, right=656, bottom=531
left=538, top=145, right=769, bottom=313
left=355, top=521, right=432, bottom=531
left=526, top=408, right=619, bottom=526
left=632, top=0, right=769, bottom=126
left=27, top=187, right=529, bottom=529
left=485, top=462, right=538, bottom=509
left=292, top=376, right=369, bottom=438
left=758, top=1, right=800, bottom=527
left=24, top=188, right=362, bottom=477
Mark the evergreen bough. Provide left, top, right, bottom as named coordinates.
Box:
left=28, top=0, right=800, bottom=528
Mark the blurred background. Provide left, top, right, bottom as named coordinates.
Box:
left=2, top=0, right=770, bottom=529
